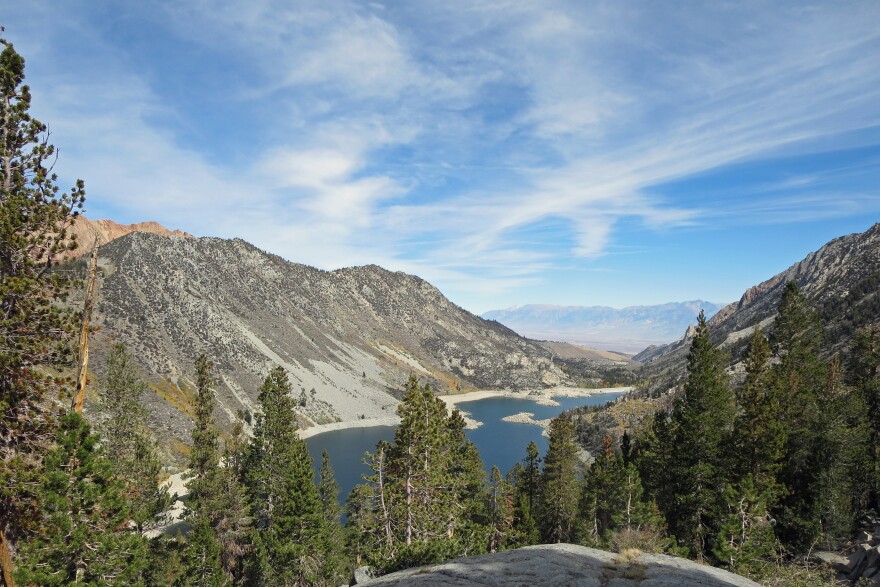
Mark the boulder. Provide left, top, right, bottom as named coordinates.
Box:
left=353, top=566, right=375, bottom=585
left=848, top=543, right=875, bottom=580
left=810, top=550, right=848, bottom=572
left=364, top=544, right=761, bottom=586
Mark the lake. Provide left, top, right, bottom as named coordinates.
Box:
left=305, top=391, right=626, bottom=505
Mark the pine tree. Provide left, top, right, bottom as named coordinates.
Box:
left=665, top=310, right=734, bottom=561
left=487, top=466, right=513, bottom=553
left=445, top=408, right=488, bottom=556
left=383, top=376, right=459, bottom=570
left=769, top=283, right=828, bottom=549
left=849, top=324, right=880, bottom=512
left=713, top=476, right=780, bottom=576
left=318, top=451, right=349, bottom=585
left=177, top=517, right=228, bottom=587
left=506, top=463, right=539, bottom=548
left=216, top=415, right=250, bottom=584
left=539, top=412, right=580, bottom=544
left=731, top=328, right=785, bottom=506
left=520, top=441, right=542, bottom=522
left=347, top=444, right=392, bottom=568
left=638, top=409, right=675, bottom=517
left=577, top=436, right=621, bottom=547
left=0, top=36, right=85, bottom=581
left=188, top=354, right=221, bottom=509
left=244, top=367, right=327, bottom=586
left=350, top=376, right=488, bottom=574
left=15, top=414, right=149, bottom=586
left=179, top=355, right=229, bottom=586
left=99, top=343, right=170, bottom=533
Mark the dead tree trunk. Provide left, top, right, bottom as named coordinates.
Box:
left=0, top=529, right=16, bottom=587
left=72, top=238, right=98, bottom=414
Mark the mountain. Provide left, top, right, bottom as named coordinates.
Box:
left=636, top=222, right=880, bottom=374
left=63, top=215, right=191, bottom=259
left=84, top=233, right=566, bottom=457
left=482, top=301, right=727, bottom=354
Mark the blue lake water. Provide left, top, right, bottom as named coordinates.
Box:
left=306, top=392, right=625, bottom=505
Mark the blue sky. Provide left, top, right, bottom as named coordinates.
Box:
left=4, top=1, right=879, bottom=313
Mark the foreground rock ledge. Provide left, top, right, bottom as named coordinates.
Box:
left=361, top=543, right=760, bottom=586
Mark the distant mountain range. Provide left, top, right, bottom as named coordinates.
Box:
left=482, top=301, right=728, bottom=354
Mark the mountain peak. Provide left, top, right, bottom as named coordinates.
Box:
left=64, top=215, right=191, bottom=259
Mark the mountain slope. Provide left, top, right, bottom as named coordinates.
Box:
left=482, top=301, right=726, bottom=353
left=88, top=233, right=566, bottom=452
left=637, top=222, right=880, bottom=374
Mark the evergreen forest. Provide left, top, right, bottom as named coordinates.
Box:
left=2, top=35, right=879, bottom=587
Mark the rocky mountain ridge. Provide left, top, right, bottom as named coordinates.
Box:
left=636, top=222, right=880, bottom=376
left=63, top=215, right=191, bottom=259
left=84, top=233, right=566, bottom=458
left=483, top=300, right=726, bottom=354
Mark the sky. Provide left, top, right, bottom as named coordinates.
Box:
left=4, top=1, right=880, bottom=314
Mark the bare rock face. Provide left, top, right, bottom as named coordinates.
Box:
left=63, top=215, right=191, bottom=259
left=361, top=544, right=761, bottom=586
left=636, top=222, right=880, bottom=370
left=88, top=233, right=567, bottom=459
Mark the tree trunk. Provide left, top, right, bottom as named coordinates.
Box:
left=72, top=239, right=98, bottom=414
left=0, top=530, right=16, bottom=587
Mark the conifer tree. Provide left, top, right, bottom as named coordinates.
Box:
left=318, top=451, right=349, bottom=585
left=638, top=410, right=675, bottom=517
left=15, top=414, right=149, bottom=586
left=665, top=310, right=734, bottom=561
left=506, top=463, right=539, bottom=548
left=348, top=444, right=392, bottom=568
left=99, top=343, right=170, bottom=533
left=487, top=466, right=513, bottom=553
left=769, top=283, right=828, bottom=549
left=384, top=376, right=459, bottom=569
left=0, top=36, right=85, bottom=580
left=578, top=436, right=622, bottom=547
left=351, top=376, right=488, bottom=573
left=731, top=328, right=785, bottom=503
left=520, top=441, right=542, bottom=521
left=245, top=367, right=327, bottom=586
left=216, top=415, right=250, bottom=584
left=849, top=324, right=880, bottom=512
left=188, top=354, right=221, bottom=509
left=445, top=408, right=488, bottom=555
left=179, top=356, right=229, bottom=586
left=539, top=412, right=580, bottom=544
left=713, top=476, right=780, bottom=576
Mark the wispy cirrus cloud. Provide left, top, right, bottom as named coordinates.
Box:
left=3, top=0, right=879, bottom=310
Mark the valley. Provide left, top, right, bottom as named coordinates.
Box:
left=4, top=8, right=879, bottom=585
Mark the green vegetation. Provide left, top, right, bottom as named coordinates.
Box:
left=0, top=35, right=876, bottom=587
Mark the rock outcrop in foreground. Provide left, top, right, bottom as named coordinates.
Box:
left=362, top=544, right=760, bottom=586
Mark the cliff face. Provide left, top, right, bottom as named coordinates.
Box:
left=88, top=233, right=566, bottom=453
left=636, top=223, right=880, bottom=371
left=63, top=215, right=191, bottom=259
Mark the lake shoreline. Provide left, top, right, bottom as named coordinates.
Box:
left=297, top=416, right=401, bottom=440
left=297, top=385, right=632, bottom=439
left=440, top=385, right=631, bottom=409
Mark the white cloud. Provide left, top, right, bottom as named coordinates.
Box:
left=6, top=0, right=880, bottom=309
